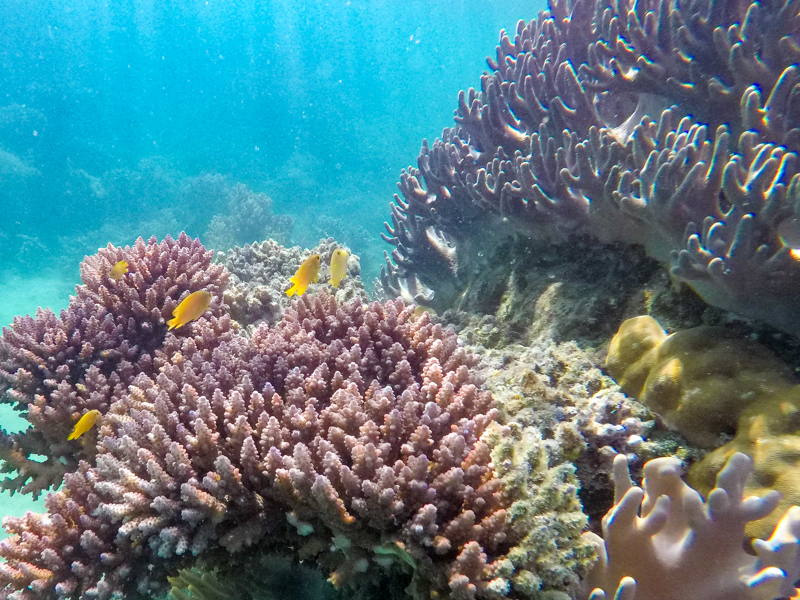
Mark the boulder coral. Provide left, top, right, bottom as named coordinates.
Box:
left=606, top=315, right=796, bottom=448
left=606, top=315, right=800, bottom=539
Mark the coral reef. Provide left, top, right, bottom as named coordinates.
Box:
left=581, top=453, right=800, bottom=600
left=167, top=555, right=342, bottom=600
left=0, top=233, right=228, bottom=498
left=222, top=238, right=368, bottom=328
left=203, top=184, right=294, bottom=251
left=0, top=238, right=594, bottom=600
left=605, top=315, right=800, bottom=539
left=382, top=0, right=800, bottom=338
left=448, top=310, right=695, bottom=527
left=688, top=382, right=800, bottom=539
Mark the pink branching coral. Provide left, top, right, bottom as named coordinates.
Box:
left=0, top=233, right=228, bottom=498
left=1, top=255, right=589, bottom=600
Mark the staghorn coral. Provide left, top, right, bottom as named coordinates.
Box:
left=382, top=0, right=800, bottom=337
left=0, top=283, right=592, bottom=600
left=580, top=452, right=800, bottom=600
left=222, top=238, right=368, bottom=328
left=0, top=233, right=228, bottom=498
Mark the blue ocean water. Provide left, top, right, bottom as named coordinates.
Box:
left=0, top=0, right=544, bottom=542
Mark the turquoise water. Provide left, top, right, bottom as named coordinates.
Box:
left=0, top=0, right=544, bottom=542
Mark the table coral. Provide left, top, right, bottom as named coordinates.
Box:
left=382, top=0, right=800, bottom=337
left=0, top=233, right=229, bottom=498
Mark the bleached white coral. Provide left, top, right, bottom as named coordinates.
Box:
left=580, top=453, right=800, bottom=600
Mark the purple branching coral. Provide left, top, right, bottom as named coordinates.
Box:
left=0, top=233, right=228, bottom=498
left=382, top=0, right=800, bottom=335
left=0, top=237, right=593, bottom=600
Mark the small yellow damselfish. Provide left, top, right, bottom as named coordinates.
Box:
left=329, top=248, right=348, bottom=288
left=167, top=290, right=213, bottom=330
left=109, top=260, right=128, bottom=280
left=68, top=409, right=101, bottom=440
left=286, top=254, right=321, bottom=297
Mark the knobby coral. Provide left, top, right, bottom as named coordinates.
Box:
left=382, top=0, right=800, bottom=336
left=606, top=315, right=800, bottom=539
left=0, top=237, right=592, bottom=600
left=605, top=315, right=797, bottom=448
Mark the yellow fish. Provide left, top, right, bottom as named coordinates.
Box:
left=109, top=260, right=128, bottom=280
left=167, top=290, right=213, bottom=330
left=68, top=409, right=101, bottom=440
left=329, top=249, right=348, bottom=288
left=286, top=254, right=321, bottom=296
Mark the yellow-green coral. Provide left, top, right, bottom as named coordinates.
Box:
left=689, top=388, right=800, bottom=538
left=607, top=315, right=800, bottom=539
left=606, top=315, right=796, bottom=448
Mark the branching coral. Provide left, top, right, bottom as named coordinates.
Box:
left=382, top=0, right=800, bottom=336
left=0, top=239, right=593, bottom=600
left=0, top=233, right=228, bottom=498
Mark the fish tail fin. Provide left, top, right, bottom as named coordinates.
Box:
left=286, top=283, right=298, bottom=297
left=330, top=279, right=340, bottom=288
left=167, top=317, right=178, bottom=330
left=67, top=431, right=78, bottom=441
